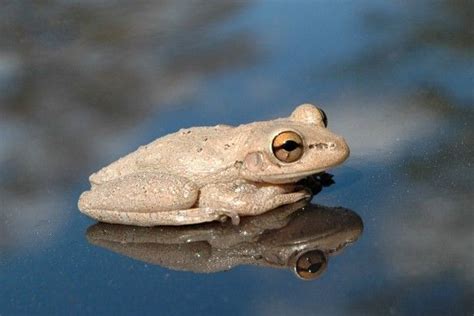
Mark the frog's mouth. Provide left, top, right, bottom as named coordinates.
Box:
left=263, top=154, right=348, bottom=184
left=263, top=168, right=328, bottom=184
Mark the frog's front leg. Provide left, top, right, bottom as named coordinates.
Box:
left=198, top=181, right=312, bottom=218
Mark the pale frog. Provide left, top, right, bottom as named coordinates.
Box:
left=78, top=104, right=349, bottom=226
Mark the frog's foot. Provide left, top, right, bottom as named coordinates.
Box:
left=169, top=207, right=241, bottom=225
left=261, top=189, right=312, bottom=213
left=298, top=172, right=334, bottom=195
left=80, top=207, right=240, bottom=226
left=215, top=209, right=241, bottom=225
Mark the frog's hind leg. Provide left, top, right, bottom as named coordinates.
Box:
left=89, top=207, right=240, bottom=226
left=78, top=172, right=210, bottom=226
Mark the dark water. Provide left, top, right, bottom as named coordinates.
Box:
left=1, top=1, right=473, bottom=315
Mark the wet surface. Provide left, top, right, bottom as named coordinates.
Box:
left=1, top=1, right=473, bottom=315
left=86, top=201, right=363, bottom=280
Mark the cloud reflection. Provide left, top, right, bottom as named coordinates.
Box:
left=0, top=1, right=256, bottom=252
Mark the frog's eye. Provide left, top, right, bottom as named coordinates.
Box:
left=318, top=108, right=328, bottom=128
left=290, top=104, right=328, bottom=127
left=294, top=250, right=327, bottom=280
left=272, top=131, right=304, bottom=163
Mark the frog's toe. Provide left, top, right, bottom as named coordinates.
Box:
left=216, top=210, right=240, bottom=225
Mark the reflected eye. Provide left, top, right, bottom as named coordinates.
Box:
left=272, top=131, right=304, bottom=163
left=294, top=250, right=327, bottom=280
left=318, top=108, right=328, bottom=127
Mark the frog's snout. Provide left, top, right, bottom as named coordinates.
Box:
left=315, top=135, right=349, bottom=167
left=332, top=136, right=350, bottom=165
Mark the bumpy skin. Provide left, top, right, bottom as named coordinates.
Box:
left=78, top=104, right=350, bottom=226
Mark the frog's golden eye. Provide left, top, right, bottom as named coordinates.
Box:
left=294, top=250, right=327, bottom=280
left=272, top=131, right=304, bottom=163
left=318, top=108, right=328, bottom=127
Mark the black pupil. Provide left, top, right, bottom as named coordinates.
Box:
left=307, top=262, right=323, bottom=273
left=282, top=140, right=299, bottom=151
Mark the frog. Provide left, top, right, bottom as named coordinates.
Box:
left=78, top=103, right=350, bottom=226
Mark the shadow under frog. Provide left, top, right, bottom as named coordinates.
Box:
left=86, top=200, right=363, bottom=280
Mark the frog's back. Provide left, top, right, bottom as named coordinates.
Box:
left=89, top=124, right=250, bottom=185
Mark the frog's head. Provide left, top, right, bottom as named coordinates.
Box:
left=240, top=104, right=349, bottom=184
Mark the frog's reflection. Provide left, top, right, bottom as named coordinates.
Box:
left=86, top=200, right=363, bottom=280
